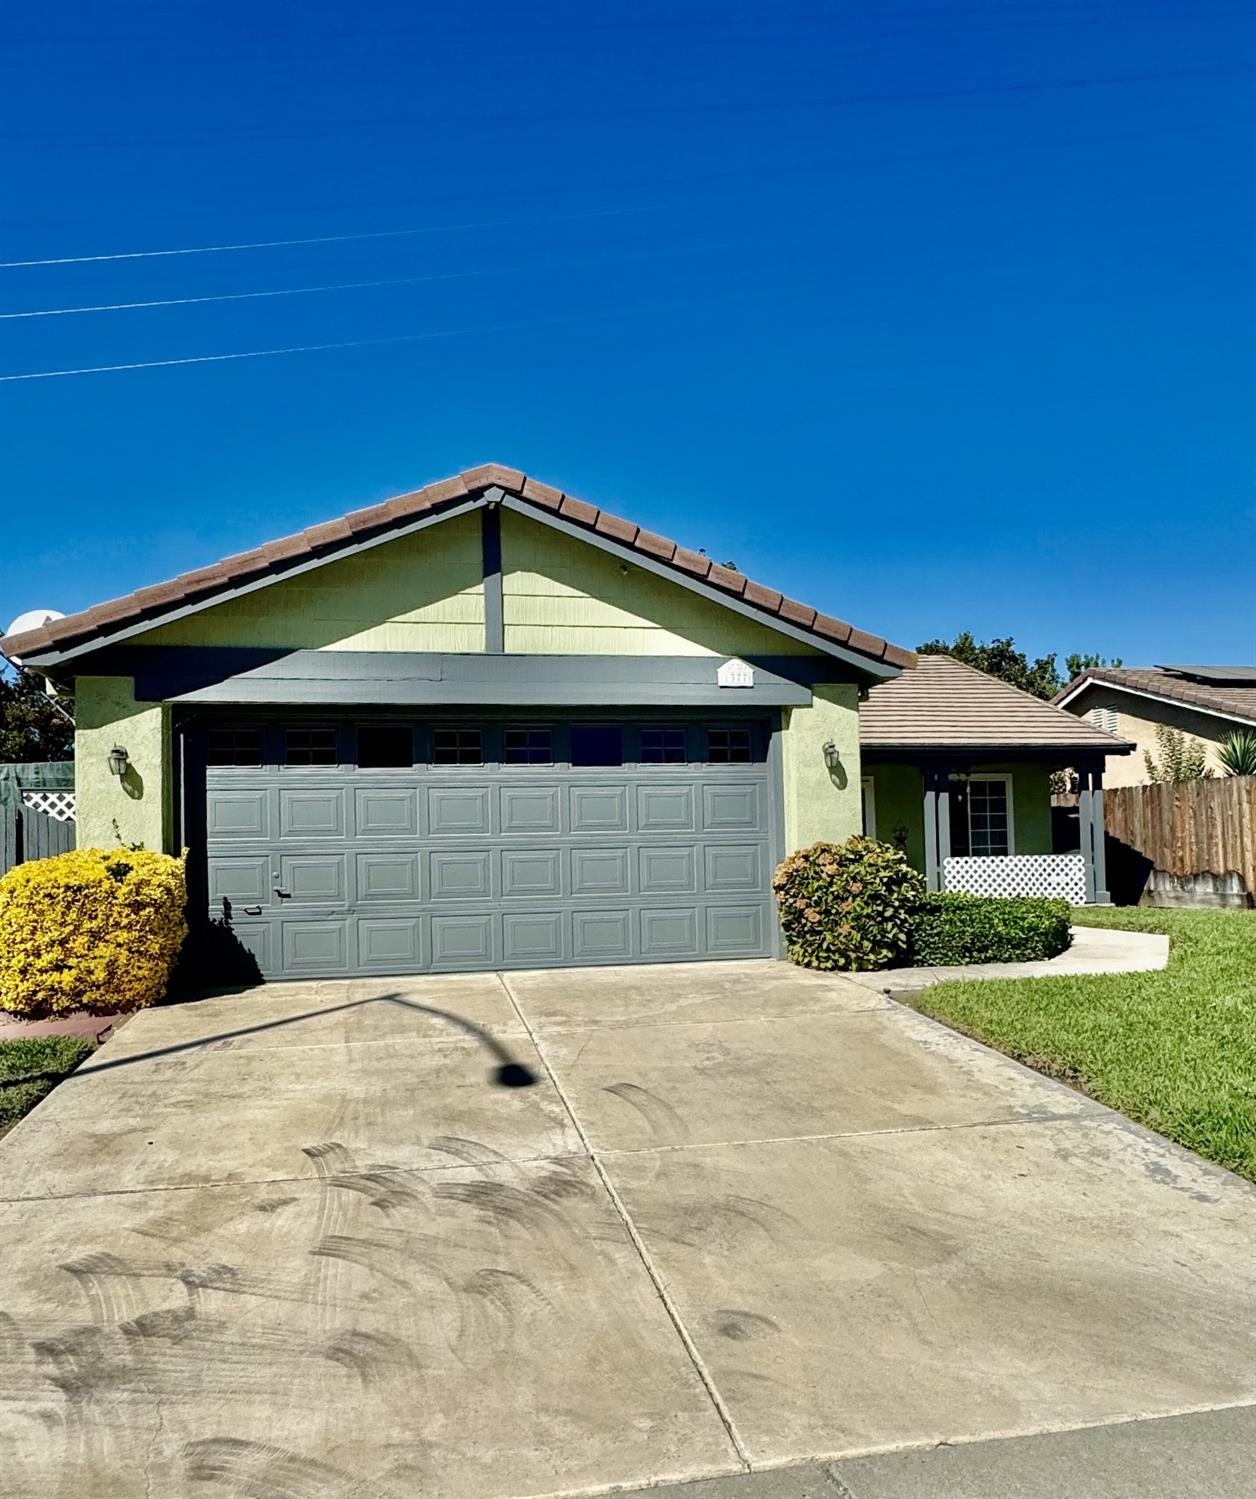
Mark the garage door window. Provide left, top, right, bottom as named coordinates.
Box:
left=504, top=728, right=552, bottom=765
left=706, top=728, right=752, bottom=764
left=207, top=729, right=261, bottom=767
left=285, top=729, right=337, bottom=766
left=356, top=726, right=413, bottom=768
left=432, top=728, right=483, bottom=765
left=640, top=728, right=687, bottom=764
left=570, top=725, right=622, bottom=766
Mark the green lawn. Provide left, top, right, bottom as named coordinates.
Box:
left=0, top=1034, right=93, bottom=1134
left=909, top=905, right=1256, bottom=1181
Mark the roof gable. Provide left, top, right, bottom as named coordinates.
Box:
left=2, top=464, right=914, bottom=675
left=1055, top=667, right=1256, bottom=727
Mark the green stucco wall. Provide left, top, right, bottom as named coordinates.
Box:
left=502, top=509, right=816, bottom=657
left=142, top=512, right=484, bottom=652
left=866, top=763, right=926, bottom=868
left=74, top=676, right=170, bottom=851
left=1008, top=763, right=1053, bottom=854
left=866, top=761, right=1054, bottom=874
left=781, top=684, right=862, bottom=851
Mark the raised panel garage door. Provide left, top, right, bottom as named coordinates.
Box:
left=204, top=720, right=779, bottom=978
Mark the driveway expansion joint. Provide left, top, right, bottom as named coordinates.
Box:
left=497, top=970, right=753, bottom=1473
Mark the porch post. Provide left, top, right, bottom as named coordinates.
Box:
left=922, top=767, right=951, bottom=893
left=1091, top=767, right=1109, bottom=903
left=922, top=768, right=940, bottom=893
left=1078, top=765, right=1097, bottom=904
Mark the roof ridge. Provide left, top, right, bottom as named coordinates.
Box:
left=1, top=462, right=916, bottom=672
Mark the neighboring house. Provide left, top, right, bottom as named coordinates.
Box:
left=1055, top=665, right=1256, bottom=786
left=0, top=465, right=1125, bottom=981
left=861, top=655, right=1132, bottom=904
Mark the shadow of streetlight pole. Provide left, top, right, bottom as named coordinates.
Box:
left=0, top=992, right=540, bottom=1091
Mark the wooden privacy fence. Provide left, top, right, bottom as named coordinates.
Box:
left=1102, top=776, right=1256, bottom=908
left=0, top=763, right=76, bottom=877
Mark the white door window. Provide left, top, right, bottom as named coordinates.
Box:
left=948, top=775, right=1014, bottom=857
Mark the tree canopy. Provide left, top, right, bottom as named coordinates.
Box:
left=0, top=670, right=74, bottom=762
left=917, top=633, right=1122, bottom=702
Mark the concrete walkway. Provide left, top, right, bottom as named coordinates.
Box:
left=1, top=955, right=1252, bottom=1499
left=843, top=923, right=1168, bottom=996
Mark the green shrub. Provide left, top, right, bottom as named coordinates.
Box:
left=911, top=892, right=1071, bottom=966
left=0, top=848, right=188, bottom=1019
left=773, top=837, right=925, bottom=971
left=0, top=1035, right=93, bottom=1128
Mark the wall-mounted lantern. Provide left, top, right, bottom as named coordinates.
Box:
left=822, top=740, right=841, bottom=772
left=107, top=745, right=129, bottom=777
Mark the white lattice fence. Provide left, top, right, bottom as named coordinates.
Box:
left=943, top=853, right=1086, bottom=904
left=21, top=789, right=76, bottom=824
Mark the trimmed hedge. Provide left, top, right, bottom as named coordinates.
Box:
left=773, top=837, right=925, bottom=971
left=0, top=849, right=188, bottom=1019
left=911, top=892, right=1072, bottom=966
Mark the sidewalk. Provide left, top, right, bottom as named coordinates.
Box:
left=613, top=1402, right=1256, bottom=1499
left=843, top=924, right=1168, bottom=997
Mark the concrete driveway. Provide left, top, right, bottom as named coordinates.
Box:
left=3, top=960, right=1256, bottom=1498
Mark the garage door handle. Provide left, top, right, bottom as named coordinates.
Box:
left=274, top=888, right=291, bottom=899
left=242, top=905, right=263, bottom=916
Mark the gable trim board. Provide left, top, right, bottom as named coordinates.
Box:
left=2, top=466, right=913, bottom=677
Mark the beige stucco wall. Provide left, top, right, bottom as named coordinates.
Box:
left=781, top=684, right=863, bottom=852
left=1066, top=685, right=1236, bottom=787
left=69, top=507, right=868, bottom=857
left=74, top=676, right=170, bottom=850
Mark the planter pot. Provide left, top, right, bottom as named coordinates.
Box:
left=0, top=1011, right=131, bottom=1043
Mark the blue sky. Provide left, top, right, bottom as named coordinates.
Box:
left=3, top=1, right=1254, bottom=668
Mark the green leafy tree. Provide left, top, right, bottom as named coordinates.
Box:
left=918, top=635, right=1123, bottom=702
left=917, top=632, right=1064, bottom=700
left=1144, top=724, right=1212, bottom=783
left=1217, top=729, right=1256, bottom=777
left=0, top=668, right=74, bottom=762
left=1065, top=651, right=1124, bottom=679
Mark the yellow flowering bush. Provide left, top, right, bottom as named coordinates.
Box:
left=0, top=848, right=188, bottom=1018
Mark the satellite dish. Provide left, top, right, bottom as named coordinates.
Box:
left=6, top=608, right=64, bottom=637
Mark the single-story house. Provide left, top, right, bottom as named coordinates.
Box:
left=1055, top=665, right=1256, bottom=786
left=1, top=464, right=1128, bottom=980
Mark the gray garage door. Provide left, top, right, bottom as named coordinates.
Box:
left=204, top=718, right=778, bottom=979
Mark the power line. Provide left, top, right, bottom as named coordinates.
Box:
left=0, top=297, right=735, bottom=383
left=0, top=205, right=651, bottom=271
left=0, top=269, right=479, bottom=318
left=1, top=113, right=1237, bottom=276
left=0, top=330, right=472, bottom=382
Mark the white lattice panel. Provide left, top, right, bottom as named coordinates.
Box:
left=943, top=853, right=1085, bottom=903
left=21, top=789, right=76, bottom=824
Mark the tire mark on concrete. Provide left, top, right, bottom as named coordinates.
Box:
left=602, top=1082, right=690, bottom=1145
left=182, top=1436, right=401, bottom=1496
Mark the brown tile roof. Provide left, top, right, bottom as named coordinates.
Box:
left=861, top=654, right=1133, bottom=752
left=1055, top=666, right=1256, bottom=727
left=0, top=464, right=915, bottom=671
